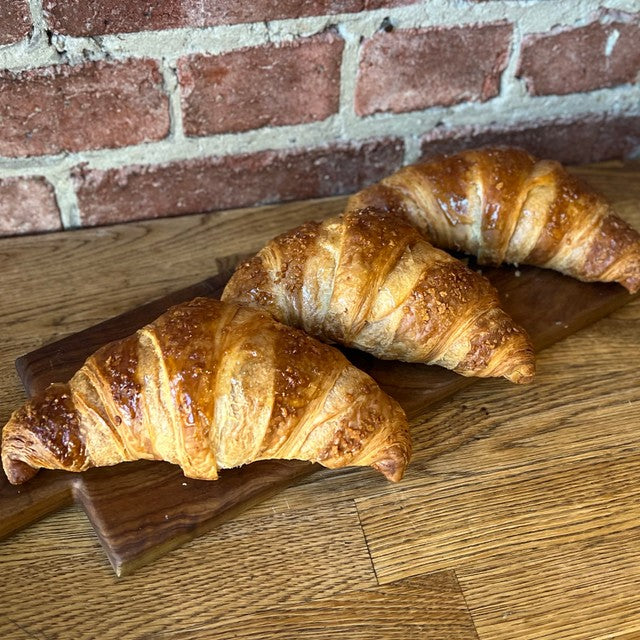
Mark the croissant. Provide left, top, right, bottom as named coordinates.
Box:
left=348, top=147, right=640, bottom=293
left=2, top=297, right=411, bottom=485
left=222, top=207, right=535, bottom=384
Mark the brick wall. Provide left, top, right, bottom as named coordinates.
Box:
left=0, top=0, right=639, bottom=237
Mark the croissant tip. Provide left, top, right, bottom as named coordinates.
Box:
left=506, top=364, right=536, bottom=385
left=371, top=460, right=405, bottom=482
left=371, top=444, right=411, bottom=482
left=2, top=456, right=39, bottom=485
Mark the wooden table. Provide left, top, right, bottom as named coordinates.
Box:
left=1, top=161, right=639, bottom=640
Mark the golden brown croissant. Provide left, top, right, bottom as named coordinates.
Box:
left=222, top=207, right=535, bottom=384
left=2, top=298, right=411, bottom=485
left=348, top=147, right=640, bottom=293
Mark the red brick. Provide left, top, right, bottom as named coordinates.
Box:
left=0, top=59, right=169, bottom=158
left=420, top=115, right=640, bottom=164
left=0, top=177, right=61, bottom=237
left=72, top=138, right=404, bottom=226
left=517, top=16, right=640, bottom=96
left=179, top=33, right=343, bottom=136
left=355, top=23, right=513, bottom=116
left=44, top=0, right=363, bottom=36
left=0, top=0, right=31, bottom=46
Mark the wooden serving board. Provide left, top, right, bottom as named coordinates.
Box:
left=0, top=255, right=636, bottom=576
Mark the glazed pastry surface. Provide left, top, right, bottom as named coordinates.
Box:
left=348, top=147, right=640, bottom=293
left=2, top=298, right=411, bottom=485
left=223, top=207, right=535, bottom=383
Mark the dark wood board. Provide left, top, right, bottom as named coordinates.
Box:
left=0, top=254, right=636, bottom=576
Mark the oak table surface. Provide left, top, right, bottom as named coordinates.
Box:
left=1, top=160, right=639, bottom=640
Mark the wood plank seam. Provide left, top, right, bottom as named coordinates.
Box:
left=354, top=491, right=492, bottom=640
left=354, top=486, right=483, bottom=640
left=452, top=569, right=482, bottom=640
left=0, top=613, right=38, bottom=640
left=352, top=448, right=640, bottom=590
left=354, top=496, right=381, bottom=586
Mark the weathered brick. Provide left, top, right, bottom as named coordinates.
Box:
left=44, top=0, right=363, bottom=36
left=517, top=16, right=640, bottom=96
left=420, top=115, right=640, bottom=164
left=73, top=138, right=404, bottom=226
left=179, top=32, right=344, bottom=136
left=0, top=0, right=31, bottom=46
left=355, top=23, right=513, bottom=116
left=0, top=59, right=169, bottom=157
left=0, top=177, right=61, bottom=236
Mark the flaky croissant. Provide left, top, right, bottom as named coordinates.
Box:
left=348, top=147, right=640, bottom=293
left=222, top=207, right=535, bottom=384
left=2, top=298, right=411, bottom=485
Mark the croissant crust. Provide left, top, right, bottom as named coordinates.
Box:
left=2, top=298, right=411, bottom=485
left=223, top=207, right=535, bottom=383
left=348, top=147, right=640, bottom=293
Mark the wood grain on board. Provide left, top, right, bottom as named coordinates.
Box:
left=0, top=160, right=639, bottom=640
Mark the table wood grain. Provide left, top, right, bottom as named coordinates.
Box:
left=1, top=160, right=639, bottom=640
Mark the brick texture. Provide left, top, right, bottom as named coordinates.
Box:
left=0, top=177, right=61, bottom=236
left=355, top=23, right=513, bottom=116
left=518, top=16, right=640, bottom=96
left=420, top=115, right=640, bottom=165
left=44, top=0, right=363, bottom=36
left=0, top=0, right=31, bottom=46
left=72, top=138, right=404, bottom=226
left=179, top=32, right=344, bottom=136
left=0, top=59, right=169, bottom=158
left=1, top=4, right=639, bottom=240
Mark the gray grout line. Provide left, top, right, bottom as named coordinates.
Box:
left=27, top=0, right=47, bottom=36
left=54, top=176, right=82, bottom=229
left=0, top=0, right=59, bottom=70
left=403, top=135, right=423, bottom=165
left=160, top=58, right=186, bottom=142
left=36, top=165, right=83, bottom=229
left=499, top=14, right=527, bottom=101
left=336, top=21, right=363, bottom=138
